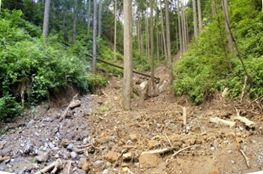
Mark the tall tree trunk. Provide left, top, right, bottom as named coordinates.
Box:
left=146, top=17, right=150, bottom=60
left=197, top=0, right=202, bottom=31
left=43, top=0, right=51, bottom=43
left=98, top=0, right=102, bottom=37
left=123, top=0, right=133, bottom=110
left=192, top=0, right=198, bottom=38
left=150, top=0, right=155, bottom=91
left=0, top=0, right=2, bottom=13
left=72, top=0, right=77, bottom=42
left=137, top=17, right=141, bottom=54
left=177, top=0, right=183, bottom=56
left=92, top=0, right=97, bottom=73
left=160, top=9, right=168, bottom=60
left=114, top=0, right=117, bottom=59
left=87, top=0, right=91, bottom=33
left=222, top=0, right=234, bottom=52
left=211, top=0, right=216, bottom=17
left=165, top=0, right=172, bottom=82
left=181, top=6, right=186, bottom=53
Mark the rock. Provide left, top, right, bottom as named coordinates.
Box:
left=208, top=168, right=220, bottom=174
left=102, top=169, right=110, bottom=174
left=123, top=152, right=133, bottom=161
left=139, top=153, right=161, bottom=168
left=83, top=138, right=90, bottom=144
left=23, top=142, right=34, bottom=155
left=122, top=167, right=134, bottom=174
left=69, top=100, right=81, bottom=109
left=79, top=159, right=90, bottom=173
left=93, top=160, right=104, bottom=168
left=66, top=144, right=74, bottom=151
left=148, top=140, right=159, bottom=149
left=70, top=151, right=78, bottom=160
left=129, top=134, right=138, bottom=142
left=104, top=151, right=120, bottom=163
left=35, top=151, right=49, bottom=163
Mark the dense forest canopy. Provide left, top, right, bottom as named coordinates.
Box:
left=0, top=0, right=262, bottom=120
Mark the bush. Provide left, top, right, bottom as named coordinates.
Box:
left=172, top=0, right=263, bottom=104
left=0, top=96, right=22, bottom=121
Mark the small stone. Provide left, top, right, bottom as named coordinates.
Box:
left=70, top=151, right=78, bottom=160
left=123, top=152, right=133, bottom=161
left=80, top=159, right=90, bottom=173
left=129, top=134, right=138, bottom=142
left=83, top=138, right=89, bottom=144
left=139, top=152, right=161, bottom=168
left=102, top=169, right=110, bottom=174
left=66, top=144, right=74, bottom=151
left=231, top=160, right=235, bottom=164
left=122, top=167, right=134, bottom=174
left=35, top=151, right=49, bottom=163
left=104, top=151, right=120, bottom=163
left=93, top=160, right=104, bottom=168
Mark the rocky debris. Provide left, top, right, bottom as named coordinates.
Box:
left=79, top=158, right=90, bottom=173
left=104, top=151, right=120, bottom=163
left=139, top=152, right=161, bottom=168
left=70, top=152, right=78, bottom=160
left=122, top=152, right=133, bottom=161
left=93, top=160, right=104, bottom=168
left=69, top=100, right=81, bottom=110
left=35, top=151, right=49, bottom=163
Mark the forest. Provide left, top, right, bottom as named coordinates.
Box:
left=0, top=0, right=263, bottom=173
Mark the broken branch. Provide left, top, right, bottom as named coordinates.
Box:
left=35, top=159, right=63, bottom=174
left=209, top=117, right=236, bottom=128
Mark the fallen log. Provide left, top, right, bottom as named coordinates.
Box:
left=209, top=117, right=236, bottom=128
left=35, top=159, right=63, bottom=174
left=233, top=115, right=255, bottom=128
left=60, top=94, right=78, bottom=120
left=88, top=56, right=160, bottom=82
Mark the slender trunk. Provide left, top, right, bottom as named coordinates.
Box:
left=177, top=0, right=183, bottom=56
left=114, top=0, right=117, bottom=59
left=165, top=0, right=172, bottom=82
left=98, top=0, right=102, bottom=37
left=123, top=0, right=133, bottom=110
left=197, top=0, right=202, bottom=31
left=92, top=0, right=97, bottom=73
left=211, top=0, right=216, bottom=17
left=43, top=0, right=51, bottom=43
left=0, top=0, right=2, bottom=13
left=87, top=0, right=91, bottom=33
left=146, top=17, right=150, bottom=60
left=181, top=6, right=186, bottom=53
left=150, top=0, right=155, bottom=89
left=160, top=9, right=168, bottom=60
left=137, top=17, right=141, bottom=54
left=192, top=0, right=198, bottom=38
left=222, top=0, right=234, bottom=52
left=73, top=0, right=77, bottom=42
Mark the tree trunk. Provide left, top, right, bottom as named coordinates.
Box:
left=222, top=0, right=234, bottom=52
left=92, top=0, right=97, bottom=73
left=164, top=0, right=172, bottom=82
left=98, top=0, right=102, bottom=37
left=150, top=0, right=155, bottom=90
left=0, top=0, right=2, bottom=13
left=43, top=0, right=51, bottom=43
left=146, top=17, right=150, bottom=60
left=72, top=0, right=77, bottom=42
left=123, top=0, right=133, bottom=110
left=192, top=0, right=198, bottom=38
left=197, top=0, right=202, bottom=31
left=87, top=0, right=91, bottom=33
left=211, top=0, right=216, bottom=17
left=177, top=0, right=183, bottom=56
left=113, top=0, right=117, bottom=59
left=160, top=9, right=168, bottom=60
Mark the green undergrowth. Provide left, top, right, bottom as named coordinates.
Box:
left=0, top=10, right=107, bottom=121
left=173, top=0, right=263, bottom=104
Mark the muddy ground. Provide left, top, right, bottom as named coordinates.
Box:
left=1, top=66, right=263, bottom=174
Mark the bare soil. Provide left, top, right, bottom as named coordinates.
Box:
left=1, top=65, right=263, bottom=174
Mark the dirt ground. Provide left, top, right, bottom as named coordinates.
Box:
left=1, top=65, right=263, bottom=174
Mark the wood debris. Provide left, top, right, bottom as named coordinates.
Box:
left=35, top=159, right=63, bottom=174
left=209, top=117, right=236, bottom=128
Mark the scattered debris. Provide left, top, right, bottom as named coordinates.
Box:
left=35, top=159, right=63, bottom=174
left=139, top=152, right=161, bottom=168
left=209, top=117, right=236, bottom=128
left=240, top=149, right=250, bottom=168
left=233, top=115, right=255, bottom=128
left=104, top=151, right=120, bottom=163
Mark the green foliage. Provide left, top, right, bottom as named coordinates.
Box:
left=0, top=10, right=101, bottom=120
left=173, top=0, right=263, bottom=104
left=84, top=74, right=107, bottom=92
left=0, top=96, right=22, bottom=121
